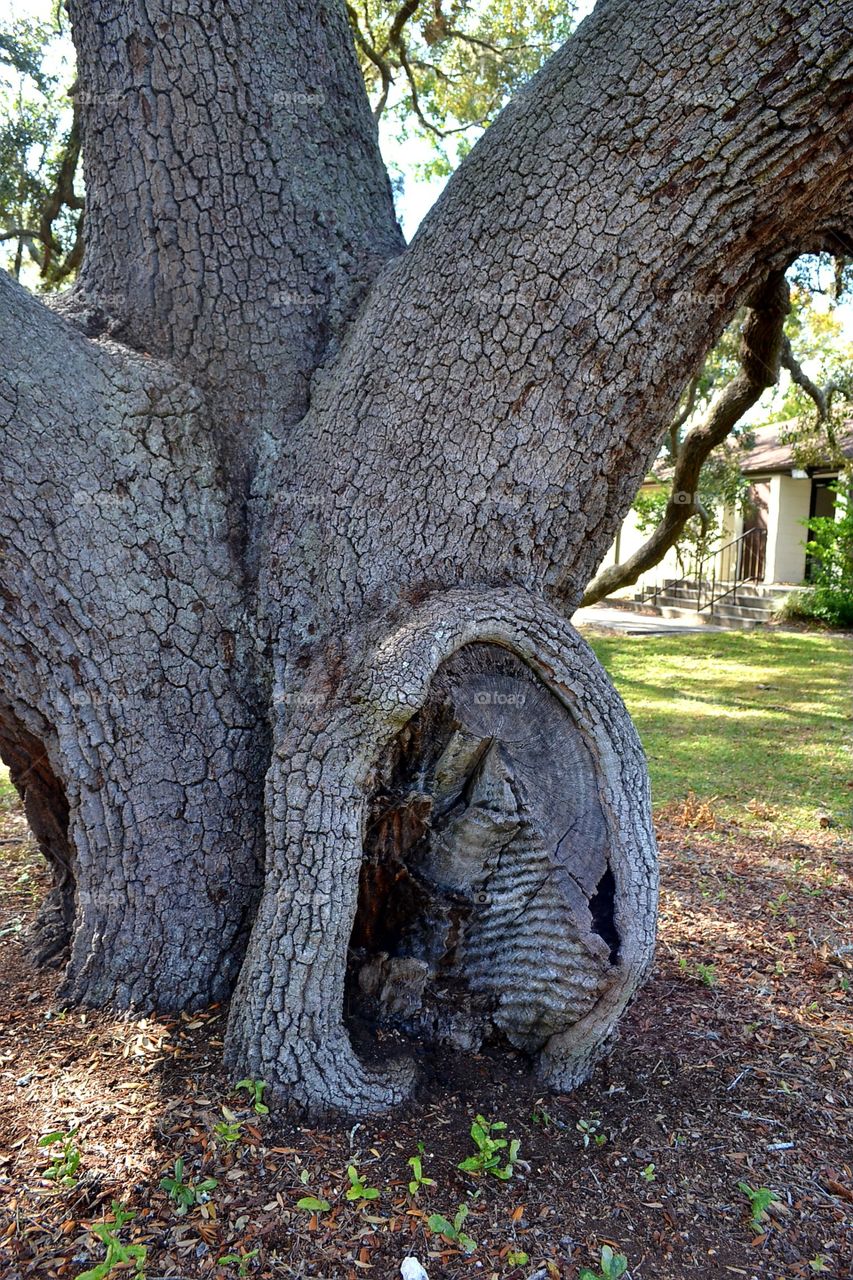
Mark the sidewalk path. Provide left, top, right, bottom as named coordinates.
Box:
left=571, top=603, right=725, bottom=635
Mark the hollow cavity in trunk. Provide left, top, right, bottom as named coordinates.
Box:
left=347, top=643, right=621, bottom=1058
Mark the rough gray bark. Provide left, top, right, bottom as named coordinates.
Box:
left=65, top=0, right=404, bottom=477
left=0, top=272, right=266, bottom=1005
left=2, top=0, right=852, bottom=1113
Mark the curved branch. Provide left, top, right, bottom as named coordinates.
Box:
left=0, top=227, right=46, bottom=243
left=581, top=272, right=791, bottom=606
left=268, top=0, right=853, bottom=646
left=38, top=107, right=84, bottom=284
left=781, top=335, right=838, bottom=421
left=346, top=2, right=393, bottom=119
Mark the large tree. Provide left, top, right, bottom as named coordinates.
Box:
left=1, top=0, right=851, bottom=1113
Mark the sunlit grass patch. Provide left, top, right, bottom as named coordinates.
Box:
left=590, top=630, right=852, bottom=833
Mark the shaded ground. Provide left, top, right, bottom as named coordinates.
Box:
left=1, top=796, right=850, bottom=1280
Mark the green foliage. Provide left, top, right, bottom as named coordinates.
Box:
left=805, top=488, right=853, bottom=589
left=737, top=1181, right=779, bottom=1231
left=158, top=1157, right=218, bottom=1214
left=779, top=586, right=853, bottom=629
left=677, top=956, right=718, bottom=987
left=639, top=1163, right=656, bottom=1183
left=38, top=1128, right=80, bottom=1187
left=507, top=1249, right=529, bottom=1265
left=458, top=1114, right=520, bottom=1180
left=217, top=1247, right=260, bottom=1275
left=407, top=1153, right=436, bottom=1197
left=345, top=1163, right=380, bottom=1201
left=213, top=1112, right=245, bottom=1148
left=579, top=1244, right=629, bottom=1280
left=770, top=267, right=853, bottom=442
left=350, top=1, right=576, bottom=176
left=234, top=1078, right=269, bottom=1115
left=77, top=1203, right=146, bottom=1280
left=295, top=1195, right=331, bottom=1213
left=427, top=1203, right=477, bottom=1253
left=0, top=15, right=80, bottom=285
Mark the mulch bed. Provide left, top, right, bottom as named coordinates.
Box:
left=0, top=796, right=850, bottom=1280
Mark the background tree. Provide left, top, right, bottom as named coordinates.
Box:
left=1, top=0, right=852, bottom=1114
left=348, top=0, right=575, bottom=174
left=0, top=15, right=82, bottom=285
left=582, top=260, right=853, bottom=606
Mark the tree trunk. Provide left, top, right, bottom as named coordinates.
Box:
left=2, top=0, right=852, bottom=1112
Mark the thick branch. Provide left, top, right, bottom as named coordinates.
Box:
left=65, top=0, right=404, bottom=458
left=0, top=273, right=265, bottom=1006
left=581, top=273, right=790, bottom=606
left=267, top=0, right=853, bottom=655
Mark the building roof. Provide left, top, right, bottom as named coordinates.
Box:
left=644, top=419, right=853, bottom=486
left=740, top=421, right=853, bottom=476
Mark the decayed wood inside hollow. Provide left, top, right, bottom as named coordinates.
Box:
left=349, top=643, right=620, bottom=1055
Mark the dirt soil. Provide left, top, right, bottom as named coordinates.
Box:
left=0, top=794, right=850, bottom=1280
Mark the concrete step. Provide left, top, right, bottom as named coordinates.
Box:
left=649, top=581, right=798, bottom=601
left=710, top=601, right=775, bottom=621
left=655, top=592, right=776, bottom=618
left=657, top=604, right=763, bottom=630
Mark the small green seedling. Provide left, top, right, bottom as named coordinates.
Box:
left=235, top=1078, right=269, bottom=1115
left=345, top=1164, right=380, bottom=1201
left=678, top=956, right=717, bottom=986
left=39, top=1129, right=81, bottom=1188
left=77, top=1202, right=147, bottom=1280
left=507, top=1250, right=529, bottom=1265
left=579, top=1244, right=629, bottom=1280
left=639, top=1163, right=656, bottom=1183
left=458, top=1114, right=520, bottom=1180
left=213, top=1110, right=245, bottom=1148
left=428, top=1204, right=477, bottom=1254
left=296, top=1195, right=331, bottom=1213
left=737, top=1181, right=779, bottom=1232
left=218, top=1247, right=260, bottom=1276
left=159, top=1157, right=218, bottom=1214
left=407, top=1155, right=436, bottom=1197
left=577, top=1115, right=607, bottom=1149
left=808, top=1256, right=831, bottom=1274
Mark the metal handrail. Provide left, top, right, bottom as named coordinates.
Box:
left=639, top=527, right=767, bottom=614
left=697, top=527, right=767, bottom=613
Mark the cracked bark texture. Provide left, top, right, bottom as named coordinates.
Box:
left=0, top=272, right=266, bottom=1005
left=65, top=0, right=403, bottom=469
left=2, top=0, right=853, bottom=1112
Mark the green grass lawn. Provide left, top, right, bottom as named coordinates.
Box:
left=589, top=629, right=852, bottom=832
